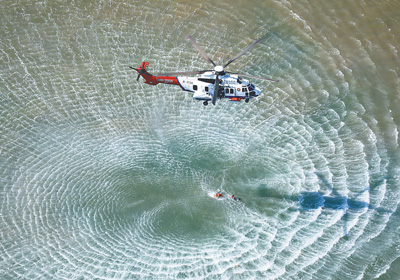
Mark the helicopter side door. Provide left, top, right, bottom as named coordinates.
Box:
left=223, top=77, right=238, bottom=98
left=224, top=87, right=236, bottom=98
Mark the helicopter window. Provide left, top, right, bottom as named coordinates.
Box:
left=225, top=88, right=229, bottom=94
left=230, top=88, right=234, bottom=94
left=243, top=87, right=248, bottom=92
left=205, top=86, right=209, bottom=92
left=193, top=85, right=198, bottom=90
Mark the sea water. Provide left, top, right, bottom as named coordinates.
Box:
left=1, top=0, right=400, bottom=279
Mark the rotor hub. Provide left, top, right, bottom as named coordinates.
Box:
left=214, top=65, right=224, bottom=74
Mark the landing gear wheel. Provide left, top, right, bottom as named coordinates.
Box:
left=245, top=98, right=250, bottom=103
left=203, top=101, right=208, bottom=106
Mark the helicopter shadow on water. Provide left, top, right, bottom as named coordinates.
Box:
left=258, top=174, right=394, bottom=236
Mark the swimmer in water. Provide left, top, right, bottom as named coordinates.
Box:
left=214, top=192, right=224, bottom=198
left=231, top=195, right=240, bottom=201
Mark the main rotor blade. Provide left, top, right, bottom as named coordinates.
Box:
left=223, top=38, right=263, bottom=68
left=212, top=75, right=220, bottom=105
left=228, top=72, right=279, bottom=82
left=156, top=70, right=209, bottom=76
left=187, top=35, right=216, bottom=67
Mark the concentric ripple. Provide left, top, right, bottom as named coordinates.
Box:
left=1, top=0, right=400, bottom=279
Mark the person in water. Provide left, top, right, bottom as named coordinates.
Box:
left=231, top=195, right=240, bottom=201
left=214, top=192, right=224, bottom=198
left=214, top=192, right=241, bottom=201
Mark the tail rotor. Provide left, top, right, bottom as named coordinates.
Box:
left=130, top=62, right=149, bottom=81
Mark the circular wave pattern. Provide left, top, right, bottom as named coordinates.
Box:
left=1, top=1, right=400, bottom=279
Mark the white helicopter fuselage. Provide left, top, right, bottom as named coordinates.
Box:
left=133, top=35, right=278, bottom=105
left=177, top=72, right=262, bottom=102
left=133, top=62, right=269, bottom=105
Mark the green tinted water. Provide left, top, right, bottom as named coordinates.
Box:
left=1, top=0, right=400, bottom=279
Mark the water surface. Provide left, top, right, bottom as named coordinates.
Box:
left=1, top=0, right=400, bottom=279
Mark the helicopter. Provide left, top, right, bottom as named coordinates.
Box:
left=130, top=35, right=278, bottom=106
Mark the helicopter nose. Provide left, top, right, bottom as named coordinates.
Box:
left=255, top=87, right=262, bottom=96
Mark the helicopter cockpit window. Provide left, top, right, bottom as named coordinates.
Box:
left=193, top=85, right=198, bottom=90
left=205, top=86, right=209, bottom=92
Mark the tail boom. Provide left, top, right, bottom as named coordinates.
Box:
left=134, top=62, right=183, bottom=88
